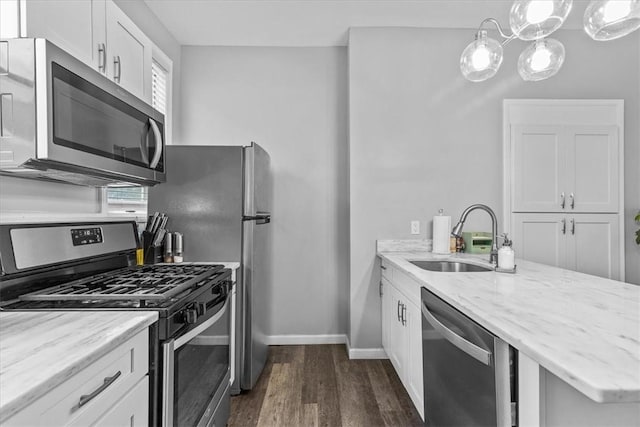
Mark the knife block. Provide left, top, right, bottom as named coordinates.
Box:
left=142, top=231, right=163, bottom=264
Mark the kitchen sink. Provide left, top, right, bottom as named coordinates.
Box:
left=409, top=260, right=493, bottom=272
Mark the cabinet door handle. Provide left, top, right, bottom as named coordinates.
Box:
left=77, top=371, right=121, bottom=409
left=98, top=43, right=106, bottom=73
left=113, top=55, right=121, bottom=83
left=570, top=218, right=575, bottom=235
left=569, top=193, right=575, bottom=209
left=379, top=281, right=383, bottom=298
left=561, top=218, right=566, bottom=234
left=397, top=300, right=402, bottom=322
left=401, top=303, right=407, bottom=326
left=380, top=265, right=387, bottom=270
left=560, top=192, right=565, bottom=209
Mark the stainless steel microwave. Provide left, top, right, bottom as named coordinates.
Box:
left=0, top=38, right=165, bottom=186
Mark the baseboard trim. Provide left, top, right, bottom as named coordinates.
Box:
left=266, top=334, right=347, bottom=345
left=345, top=338, right=388, bottom=359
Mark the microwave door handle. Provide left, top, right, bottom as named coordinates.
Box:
left=149, top=118, right=163, bottom=168
left=139, top=122, right=150, bottom=165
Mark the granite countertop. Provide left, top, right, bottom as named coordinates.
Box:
left=0, top=311, right=158, bottom=422
left=377, top=241, right=640, bottom=404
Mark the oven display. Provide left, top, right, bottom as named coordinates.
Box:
left=71, top=227, right=103, bottom=246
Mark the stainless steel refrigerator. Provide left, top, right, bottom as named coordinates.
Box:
left=148, top=142, right=272, bottom=394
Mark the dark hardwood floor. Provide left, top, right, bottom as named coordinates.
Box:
left=229, top=345, right=424, bottom=427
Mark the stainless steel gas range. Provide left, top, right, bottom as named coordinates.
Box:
left=0, top=221, right=233, bottom=427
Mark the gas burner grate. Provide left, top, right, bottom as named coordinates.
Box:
left=19, top=264, right=225, bottom=302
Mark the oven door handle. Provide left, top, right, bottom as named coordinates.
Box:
left=174, top=297, right=229, bottom=349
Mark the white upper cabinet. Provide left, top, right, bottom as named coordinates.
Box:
left=512, top=124, right=619, bottom=213
left=17, top=0, right=105, bottom=69
left=105, top=0, right=152, bottom=101
left=10, top=0, right=151, bottom=103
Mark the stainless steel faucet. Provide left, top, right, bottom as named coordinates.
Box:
left=451, top=204, right=499, bottom=265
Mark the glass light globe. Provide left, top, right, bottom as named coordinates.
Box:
left=510, top=0, right=574, bottom=40
left=584, top=0, right=640, bottom=40
left=460, top=31, right=504, bottom=82
left=517, top=38, right=565, bottom=81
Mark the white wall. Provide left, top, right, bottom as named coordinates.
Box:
left=349, top=27, right=640, bottom=349
left=179, top=47, right=350, bottom=339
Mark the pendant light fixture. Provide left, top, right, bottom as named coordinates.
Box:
left=461, top=0, right=639, bottom=82
left=517, top=38, right=566, bottom=80
left=584, top=0, right=640, bottom=40
left=510, top=0, right=573, bottom=39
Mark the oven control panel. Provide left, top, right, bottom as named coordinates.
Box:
left=71, top=227, right=103, bottom=246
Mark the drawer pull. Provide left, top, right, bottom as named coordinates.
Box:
left=77, top=371, right=122, bottom=408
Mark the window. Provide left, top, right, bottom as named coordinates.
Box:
left=105, top=44, right=172, bottom=215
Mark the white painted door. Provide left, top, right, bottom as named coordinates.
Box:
left=512, top=214, right=566, bottom=268
left=566, top=214, right=620, bottom=280
left=105, top=0, right=152, bottom=101
left=512, top=125, right=563, bottom=213
left=22, top=0, right=106, bottom=70
left=566, top=126, right=619, bottom=213
left=91, top=377, right=149, bottom=427
left=405, top=300, right=424, bottom=420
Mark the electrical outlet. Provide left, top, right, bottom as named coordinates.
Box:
left=411, top=220, right=420, bottom=235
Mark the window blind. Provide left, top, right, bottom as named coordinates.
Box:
left=152, top=59, right=168, bottom=114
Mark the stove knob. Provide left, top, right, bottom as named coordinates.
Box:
left=197, top=302, right=206, bottom=316
left=183, top=308, right=198, bottom=324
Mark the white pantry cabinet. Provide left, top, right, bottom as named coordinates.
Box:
left=380, top=260, right=424, bottom=420
left=512, top=213, right=621, bottom=280
left=4, top=329, right=149, bottom=427
left=511, top=124, right=619, bottom=213
left=504, top=100, right=624, bottom=281
left=6, top=0, right=151, bottom=102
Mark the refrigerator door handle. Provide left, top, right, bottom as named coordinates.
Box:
left=242, top=214, right=271, bottom=224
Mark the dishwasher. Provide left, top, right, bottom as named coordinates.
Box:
left=421, top=287, right=517, bottom=426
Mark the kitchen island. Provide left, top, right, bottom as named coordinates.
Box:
left=0, top=311, right=158, bottom=424
left=378, top=240, right=640, bottom=426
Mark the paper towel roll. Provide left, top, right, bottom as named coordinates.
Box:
left=432, top=215, right=451, bottom=254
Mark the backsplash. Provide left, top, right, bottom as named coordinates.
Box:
left=377, top=239, right=432, bottom=252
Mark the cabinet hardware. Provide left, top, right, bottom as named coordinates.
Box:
left=76, top=370, right=121, bottom=409
left=379, top=281, right=383, bottom=297
left=560, top=192, right=565, bottom=209
left=381, top=265, right=387, bottom=270
left=401, top=303, right=407, bottom=326
left=397, top=300, right=402, bottom=322
left=98, top=43, right=106, bottom=73
left=569, top=193, right=575, bottom=209
left=570, top=219, right=575, bottom=235
left=561, top=218, right=566, bottom=234
left=113, top=55, right=121, bottom=83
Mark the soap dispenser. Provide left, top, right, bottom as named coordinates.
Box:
left=498, top=233, right=515, bottom=270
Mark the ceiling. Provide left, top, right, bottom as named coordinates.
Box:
left=144, top=0, right=590, bottom=47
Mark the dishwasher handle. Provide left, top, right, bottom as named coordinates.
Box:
left=421, top=300, right=492, bottom=366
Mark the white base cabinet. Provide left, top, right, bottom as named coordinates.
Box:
left=4, top=329, right=150, bottom=427
left=380, top=260, right=424, bottom=420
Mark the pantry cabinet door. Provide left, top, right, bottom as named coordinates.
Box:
left=565, top=214, right=620, bottom=280
left=566, top=126, right=619, bottom=213
left=22, top=0, right=106, bottom=69
left=511, top=214, right=566, bottom=268
left=105, top=0, right=152, bottom=102
left=512, top=125, right=564, bottom=213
